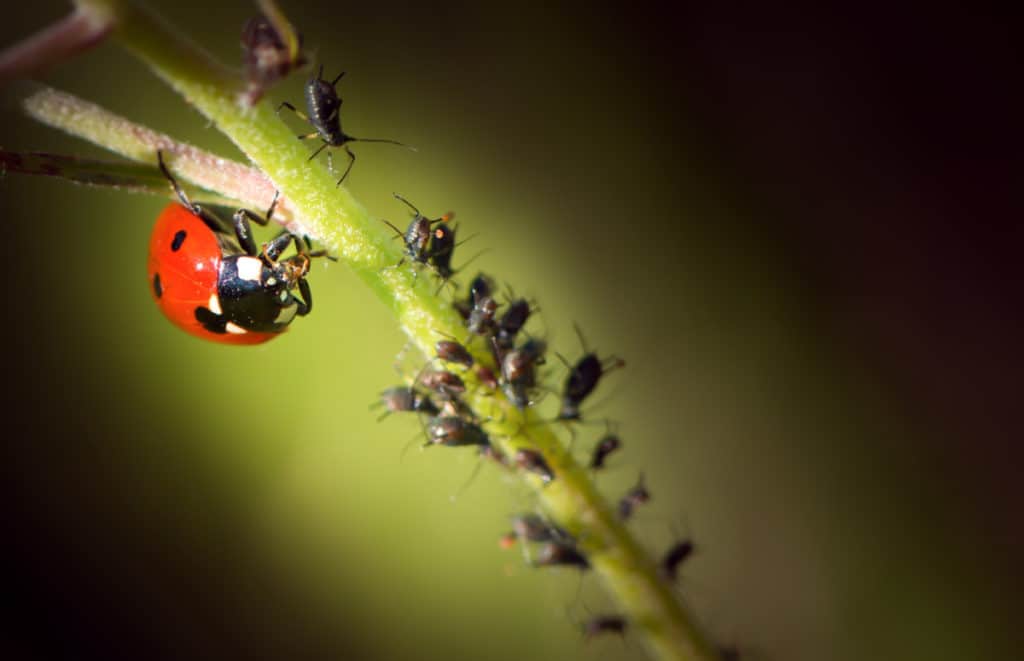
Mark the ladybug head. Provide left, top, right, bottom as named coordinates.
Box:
left=268, top=253, right=311, bottom=290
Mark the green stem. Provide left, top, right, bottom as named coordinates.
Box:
left=68, top=2, right=720, bottom=660
left=22, top=86, right=295, bottom=224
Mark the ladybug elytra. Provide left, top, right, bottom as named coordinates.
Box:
left=147, top=151, right=317, bottom=345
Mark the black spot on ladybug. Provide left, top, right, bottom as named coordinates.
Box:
left=194, top=306, right=228, bottom=334
left=171, top=229, right=187, bottom=252
left=152, top=273, right=163, bottom=298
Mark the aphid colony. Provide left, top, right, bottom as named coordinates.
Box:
left=145, top=12, right=737, bottom=657
left=371, top=202, right=712, bottom=645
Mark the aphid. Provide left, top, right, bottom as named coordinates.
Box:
left=534, top=541, right=589, bottom=570
left=435, top=340, right=474, bottom=369
left=581, top=615, right=628, bottom=642
left=426, top=416, right=491, bottom=448
left=659, top=540, right=695, bottom=582
left=495, top=298, right=531, bottom=351
left=148, top=151, right=317, bottom=344
left=241, top=12, right=305, bottom=103
left=277, top=65, right=411, bottom=185
left=617, top=473, right=651, bottom=520
left=374, top=386, right=439, bottom=420
left=498, top=338, right=547, bottom=408
left=427, top=221, right=457, bottom=280
left=382, top=194, right=454, bottom=268
left=475, top=364, right=499, bottom=390
left=514, top=449, right=555, bottom=484
left=455, top=273, right=495, bottom=320
left=589, top=432, right=622, bottom=470
left=499, top=513, right=565, bottom=549
left=557, top=325, right=625, bottom=421
left=418, top=369, right=466, bottom=398
left=499, top=338, right=547, bottom=385
left=467, top=294, right=499, bottom=337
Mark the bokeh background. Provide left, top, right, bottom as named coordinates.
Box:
left=2, top=2, right=1019, bottom=660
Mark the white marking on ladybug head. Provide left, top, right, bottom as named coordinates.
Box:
left=225, top=322, right=248, bottom=334
left=266, top=276, right=277, bottom=286
left=208, top=293, right=222, bottom=316
left=237, top=256, right=263, bottom=282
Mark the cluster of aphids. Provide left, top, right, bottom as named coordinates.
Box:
left=371, top=231, right=723, bottom=648
left=231, top=13, right=735, bottom=658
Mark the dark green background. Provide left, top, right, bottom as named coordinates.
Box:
left=2, top=2, right=1018, bottom=660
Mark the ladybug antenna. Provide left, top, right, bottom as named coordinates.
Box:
left=331, top=69, right=346, bottom=86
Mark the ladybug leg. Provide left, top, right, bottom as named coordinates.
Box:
left=262, top=230, right=297, bottom=263
left=157, top=150, right=197, bottom=212
left=294, top=278, right=312, bottom=316
left=232, top=206, right=277, bottom=257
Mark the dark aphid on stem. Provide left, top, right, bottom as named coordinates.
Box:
left=498, top=338, right=548, bottom=409
left=374, top=386, right=439, bottom=420
left=277, top=65, right=413, bottom=185
left=428, top=221, right=457, bottom=280
left=590, top=431, right=622, bottom=470
left=241, top=13, right=306, bottom=104
left=618, top=473, right=651, bottom=520
left=534, top=541, right=590, bottom=570
left=510, top=513, right=567, bottom=543
left=514, top=449, right=555, bottom=484
left=499, top=512, right=561, bottom=549
left=467, top=294, right=499, bottom=338
left=381, top=194, right=455, bottom=269
left=659, top=539, right=695, bottom=582
left=435, top=339, right=474, bottom=369
left=426, top=416, right=491, bottom=448
left=455, top=273, right=494, bottom=321
left=581, top=615, right=628, bottom=642
left=418, top=369, right=466, bottom=399
left=500, top=338, right=547, bottom=385
left=557, top=324, right=625, bottom=422
left=475, top=364, right=499, bottom=390
left=495, top=298, right=532, bottom=351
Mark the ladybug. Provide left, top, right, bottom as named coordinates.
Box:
left=147, top=151, right=317, bottom=345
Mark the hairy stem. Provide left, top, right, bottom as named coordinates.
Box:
left=21, top=87, right=294, bottom=225
left=0, top=8, right=112, bottom=84
left=57, top=2, right=720, bottom=659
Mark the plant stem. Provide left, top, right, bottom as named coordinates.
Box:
left=21, top=87, right=294, bottom=224
left=64, top=2, right=721, bottom=659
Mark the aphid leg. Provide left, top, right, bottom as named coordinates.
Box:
left=276, top=101, right=310, bottom=122
left=336, top=144, right=356, bottom=186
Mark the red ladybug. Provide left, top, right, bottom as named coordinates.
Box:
left=147, top=151, right=316, bottom=345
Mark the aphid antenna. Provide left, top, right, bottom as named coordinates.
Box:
left=349, top=136, right=418, bottom=152
left=450, top=452, right=487, bottom=502
left=392, top=192, right=424, bottom=219
left=399, top=428, right=426, bottom=463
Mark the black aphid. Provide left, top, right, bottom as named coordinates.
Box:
left=659, top=540, right=695, bottom=582
left=514, top=449, right=555, bottom=484
left=426, top=416, right=490, bottom=448
left=618, top=473, right=651, bottom=520
left=582, top=615, right=628, bottom=641
left=277, top=65, right=412, bottom=185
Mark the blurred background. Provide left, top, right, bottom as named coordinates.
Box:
left=1, top=2, right=1019, bottom=660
